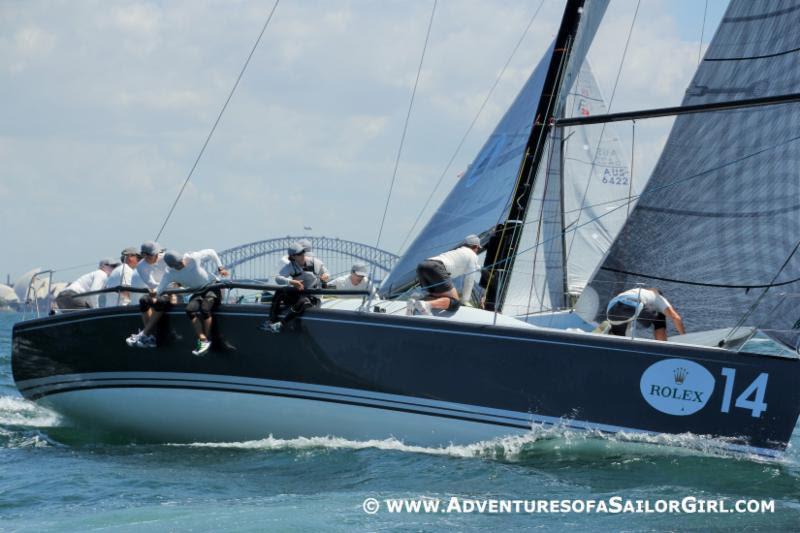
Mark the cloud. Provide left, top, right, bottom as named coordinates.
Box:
left=0, top=0, right=718, bottom=280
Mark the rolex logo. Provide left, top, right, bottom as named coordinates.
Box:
left=673, top=367, right=688, bottom=385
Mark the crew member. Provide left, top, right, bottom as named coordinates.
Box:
left=102, top=246, right=141, bottom=307
left=606, top=287, right=685, bottom=341
left=264, top=242, right=323, bottom=333
left=408, top=234, right=481, bottom=315
left=329, top=263, right=372, bottom=296
left=126, top=241, right=168, bottom=348
left=56, top=258, right=120, bottom=309
left=147, top=249, right=228, bottom=355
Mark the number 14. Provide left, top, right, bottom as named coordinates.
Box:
left=720, top=368, right=768, bottom=418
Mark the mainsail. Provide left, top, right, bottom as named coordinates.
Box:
left=584, top=0, right=800, bottom=339
left=381, top=0, right=608, bottom=299
left=503, top=61, right=641, bottom=316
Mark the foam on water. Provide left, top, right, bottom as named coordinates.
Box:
left=173, top=425, right=791, bottom=465
left=0, top=394, right=61, bottom=428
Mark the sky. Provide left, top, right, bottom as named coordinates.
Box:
left=0, top=0, right=727, bottom=284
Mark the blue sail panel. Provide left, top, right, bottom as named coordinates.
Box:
left=380, top=41, right=556, bottom=297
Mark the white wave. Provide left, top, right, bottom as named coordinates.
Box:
left=0, top=395, right=61, bottom=428
left=171, top=425, right=784, bottom=463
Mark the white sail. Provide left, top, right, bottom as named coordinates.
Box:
left=504, top=60, right=640, bottom=315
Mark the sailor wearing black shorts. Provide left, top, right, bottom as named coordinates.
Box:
left=606, top=288, right=685, bottom=341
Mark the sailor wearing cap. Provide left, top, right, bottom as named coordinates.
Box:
left=56, top=257, right=121, bottom=309
left=329, top=263, right=372, bottom=296
left=128, top=248, right=228, bottom=355
left=265, top=242, right=326, bottom=333
left=275, top=242, right=329, bottom=288
left=408, top=234, right=482, bottom=315
left=127, top=241, right=170, bottom=348
left=102, top=246, right=142, bottom=307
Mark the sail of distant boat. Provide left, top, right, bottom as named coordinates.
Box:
left=502, top=60, right=643, bottom=316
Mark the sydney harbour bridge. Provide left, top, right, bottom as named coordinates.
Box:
left=215, top=236, right=399, bottom=283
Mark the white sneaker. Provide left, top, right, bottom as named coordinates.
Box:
left=135, top=335, right=157, bottom=349
left=268, top=322, right=282, bottom=334
left=192, top=338, right=211, bottom=356
left=126, top=330, right=143, bottom=347
left=414, top=300, right=432, bottom=315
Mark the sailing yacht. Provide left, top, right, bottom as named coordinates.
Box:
left=11, top=0, right=800, bottom=457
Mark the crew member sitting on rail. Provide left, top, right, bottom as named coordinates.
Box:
left=102, top=246, right=142, bottom=307
left=329, top=263, right=372, bottom=296
left=263, top=242, right=322, bottom=333
left=606, top=287, right=685, bottom=341
left=131, top=249, right=228, bottom=356
left=126, top=241, right=168, bottom=348
left=408, top=234, right=482, bottom=315
left=56, top=258, right=120, bottom=309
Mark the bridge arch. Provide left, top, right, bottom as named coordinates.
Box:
left=216, top=236, right=399, bottom=282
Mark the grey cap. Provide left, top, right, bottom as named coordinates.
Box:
left=351, top=263, right=368, bottom=277
left=299, top=239, right=312, bottom=252
left=121, top=246, right=139, bottom=257
left=163, top=250, right=184, bottom=268
left=140, top=241, right=160, bottom=256
left=99, top=257, right=121, bottom=269
left=464, top=234, right=481, bottom=247
left=287, top=242, right=305, bottom=256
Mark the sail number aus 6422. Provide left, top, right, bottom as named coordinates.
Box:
left=720, top=368, right=768, bottom=418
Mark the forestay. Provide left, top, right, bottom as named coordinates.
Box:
left=583, top=0, right=800, bottom=342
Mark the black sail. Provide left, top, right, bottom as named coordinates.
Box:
left=585, top=0, right=800, bottom=340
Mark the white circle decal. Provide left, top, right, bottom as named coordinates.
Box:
left=640, top=359, right=716, bottom=416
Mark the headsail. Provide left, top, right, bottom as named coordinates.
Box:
left=380, top=41, right=556, bottom=297
left=381, top=0, right=609, bottom=299
left=583, top=0, right=800, bottom=341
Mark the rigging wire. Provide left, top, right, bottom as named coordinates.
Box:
left=396, top=0, right=546, bottom=254
left=153, top=0, right=281, bottom=242
left=563, top=0, right=640, bottom=266
left=399, top=131, right=800, bottom=300
left=698, top=0, right=709, bottom=65
left=374, top=0, right=437, bottom=251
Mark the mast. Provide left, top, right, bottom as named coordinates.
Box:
left=482, top=0, right=587, bottom=312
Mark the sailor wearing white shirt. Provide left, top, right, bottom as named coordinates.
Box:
left=157, top=249, right=229, bottom=356
left=57, top=258, right=120, bottom=309
left=329, top=263, right=372, bottom=296
left=102, top=246, right=141, bottom=307
left=135, top=240, right=167, bottom=290
left=127, top=241, right=171, bottom=348
left=408, top=234, right=482, bottom=315
left=606, top=287, right=685, bottom=341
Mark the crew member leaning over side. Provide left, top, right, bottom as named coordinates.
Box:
left=408, top=234, right=482, bottom=315
left=154, top=249, right=228, bottom=356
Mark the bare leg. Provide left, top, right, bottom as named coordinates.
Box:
left=426, top=288, right=460, bottom=311
left=191, top=316, right=205, bottom=340
left=142, top=310, right=163, bottom=336
left=654, top=328, right=668, bottom=341
left=202, top=316, right=212, bottom=339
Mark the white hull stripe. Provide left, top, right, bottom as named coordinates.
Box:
left=19, top=372, right=783, bottom=459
